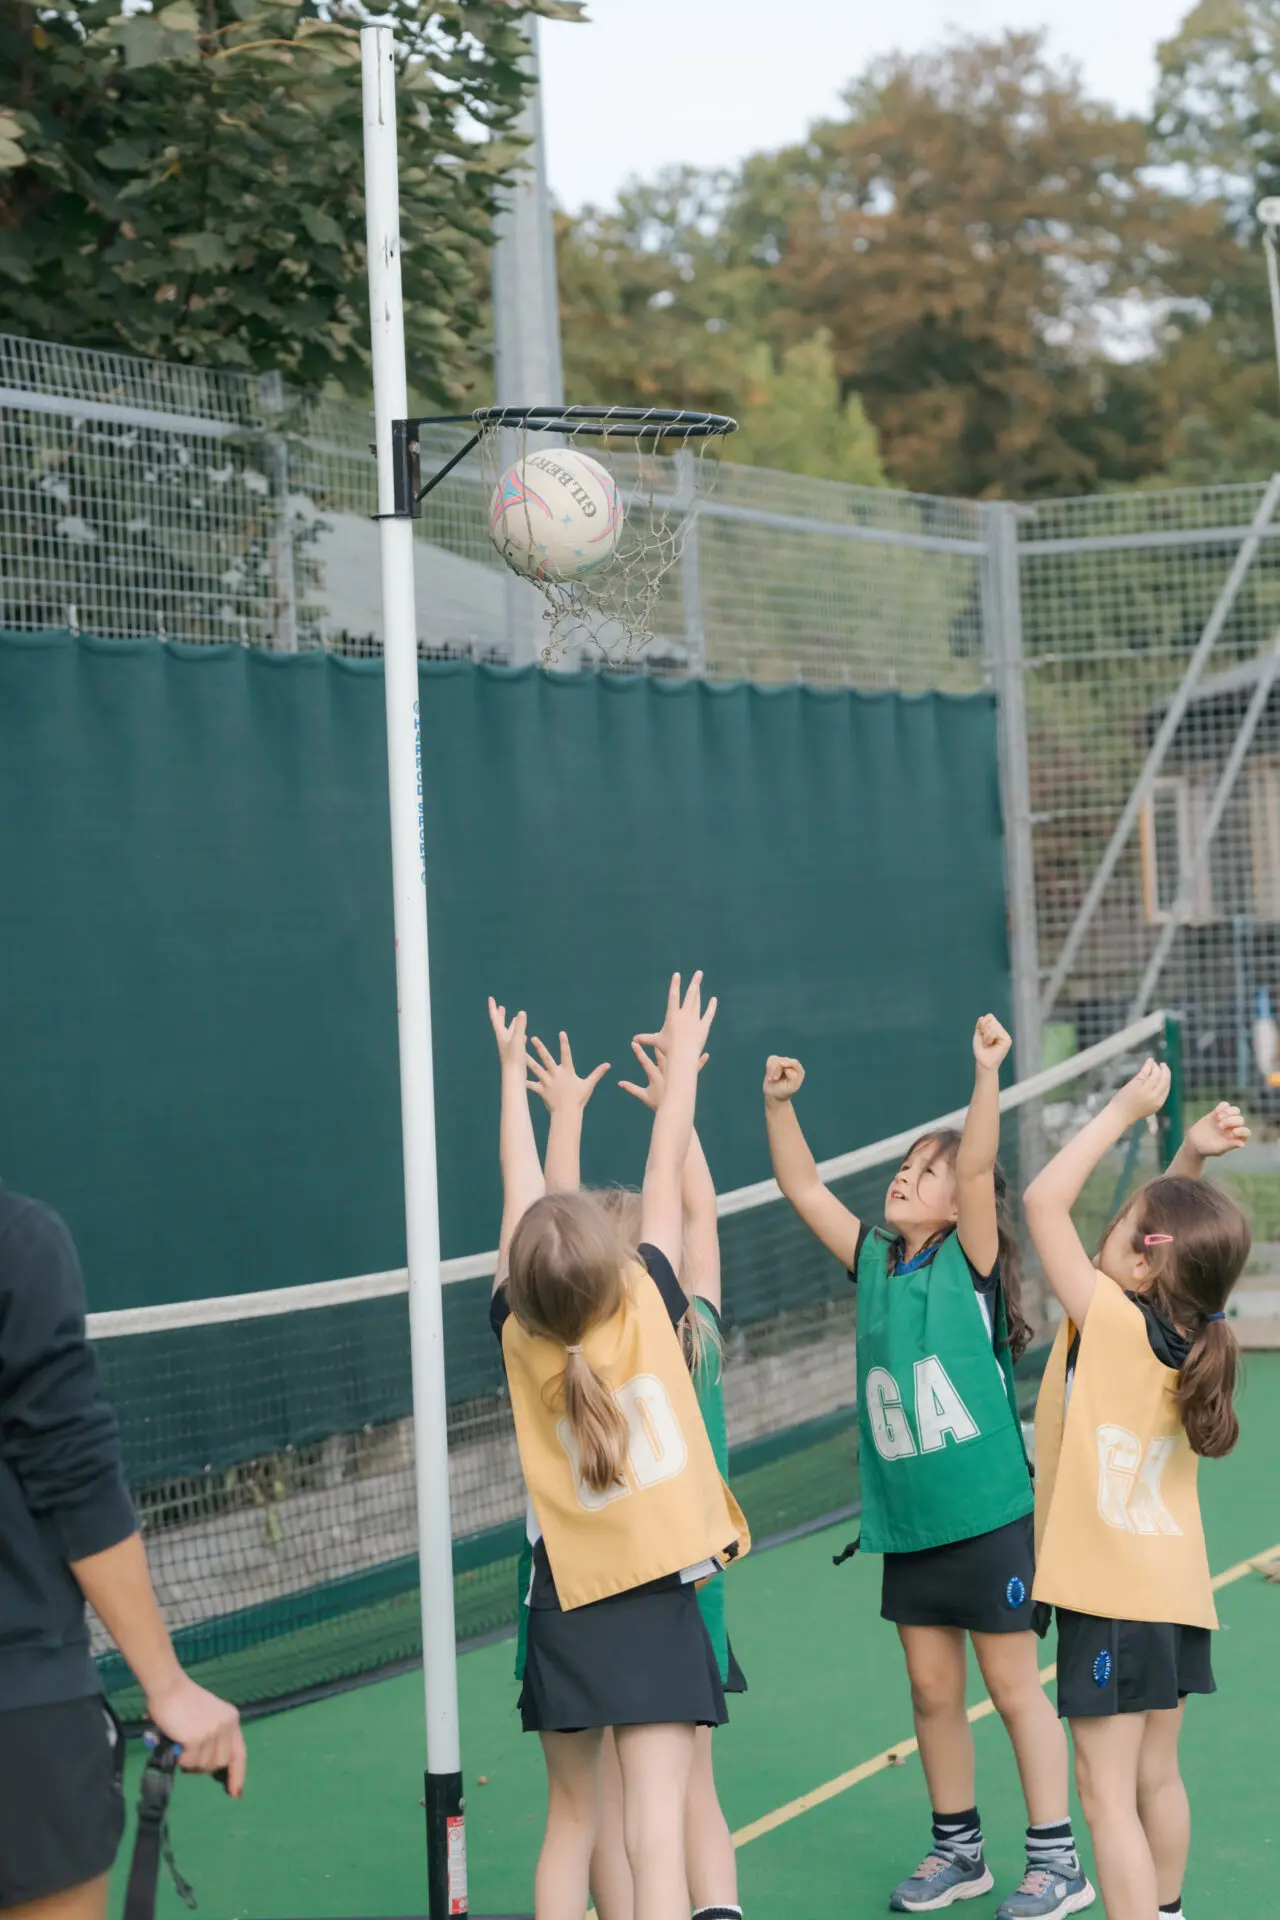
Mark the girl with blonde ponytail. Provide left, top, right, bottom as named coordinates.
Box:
left=520, top=1029, right=742, bottom=1920
left=489, top=976, right=746, bottom=1920
left=1025, top=1081, right=1252, bottom=1920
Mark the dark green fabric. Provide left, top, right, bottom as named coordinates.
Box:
left=854, top=1231, right=1032, bottom=1554
left=0, top=632, right=1010, bottom=1325
left=1, top=626, right=1011, bottom=1525
left=690, top=1299, right=730, bottom=1679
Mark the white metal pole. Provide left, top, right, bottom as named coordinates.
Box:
left=361, top=26, right=466, bottom=1919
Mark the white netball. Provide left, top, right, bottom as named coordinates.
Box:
left=488, top=448, right=624, bottom=582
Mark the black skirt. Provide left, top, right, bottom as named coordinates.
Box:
left=0, top=1694, right=125, bottom=1905
left=1055, top=1608, right=1216, bottom=1719
left=520, top=1579, right=729, bottom=1734
left=880, top=1511, right=1042, bottom=1635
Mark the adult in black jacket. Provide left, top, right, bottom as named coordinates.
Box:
left=0, top=1182, right=246, bottom=1918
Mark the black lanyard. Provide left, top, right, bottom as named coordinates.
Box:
left=124, top=1733, right=228, bottom=1920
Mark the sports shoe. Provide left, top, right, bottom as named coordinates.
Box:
left=995, top=1865, right=1097, bottom=1918
left=889, top=1852, right=995, bottom=1911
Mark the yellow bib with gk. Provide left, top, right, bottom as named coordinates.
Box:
left=1033, top=1273, right=1216, bottom=1629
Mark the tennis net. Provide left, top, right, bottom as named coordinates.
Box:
left=88, top=1011, right=1179, bottom=1720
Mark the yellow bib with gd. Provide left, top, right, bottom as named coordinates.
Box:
left=502, top=1267, right=750, bottom=1611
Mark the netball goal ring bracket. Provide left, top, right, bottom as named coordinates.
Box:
left=385, top=406, right=738, bottom=518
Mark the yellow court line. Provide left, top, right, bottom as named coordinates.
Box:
left=729, top=1540, right=1280, bottom=1852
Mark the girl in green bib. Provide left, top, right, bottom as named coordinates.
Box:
left=765, top=1016, right=1094, bottom=1920
left=521, top=1026, right=745, bottom=1920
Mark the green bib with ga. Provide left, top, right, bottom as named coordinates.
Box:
left=855, top=1230, right=1032, bottom=1554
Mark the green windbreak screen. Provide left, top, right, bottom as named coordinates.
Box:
left=0, top=633, right=1010, bottom=1317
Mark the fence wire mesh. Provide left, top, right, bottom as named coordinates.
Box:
left=0, top=333, right=988, bottom=690
left=1018, top=484, right=1280, bottom=1111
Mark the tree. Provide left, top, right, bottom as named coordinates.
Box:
left=1146, top=0, right=1280, bottom=482
left=751, top=32, right=1213, bottom=498
left=730, top=334, right=885, bottom=486
left=555, top=171, right=885, bottom=485
left=555, top=170, right=771, bottom=416
left=0, top=0, right=582, bottom=399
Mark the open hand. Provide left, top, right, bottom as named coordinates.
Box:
left=973, top=1014, right=1012, bottom=1073
left=634, top=972, right=717, bottom=1067
left=619, top=1039, right=708, bottom=1111
left=526, top=1031, right=610, bottom=1112
left=763, top=1055, right=805, bottom=1104
left=1112, top=1057, right=1172, bottom=1126
left=1186, top=1101, right=1251, bottom=1159
left=488, top=997, right=527, bottom=1072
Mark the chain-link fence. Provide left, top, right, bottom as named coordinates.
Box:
left=1018, top=484, right=1280, bottom=1095
left=0, top=331, right=990, bottom=691
left=10, top=329, right=1280, bottom=1140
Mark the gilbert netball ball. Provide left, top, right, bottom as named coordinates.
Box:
left=489, top=448, right=623, bottom=582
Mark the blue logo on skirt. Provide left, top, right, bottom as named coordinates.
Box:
left=1005, top=1576, right=1027, bottom=1608
left=1092, top=1650, right=1113, bottom=1688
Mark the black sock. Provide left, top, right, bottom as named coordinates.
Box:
left=1159, top=1900, right=1183, bottom=1916
left=931, top=1806, right=983, bottom=1864
left=1026, top=1818, right=1079, bottom=1875
left=693, top=1909, right=742, bottom=1920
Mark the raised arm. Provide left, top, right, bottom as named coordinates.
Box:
left=681, top=1130, right=721, bottom=1310
left=489, top=996, right=545, bottom=1289
left=620, top=1041, right=720, bottom=1308
left=526, top=1029, right=610, bottom=1193
left=1023, top=1057, right=1171, bottom=1326
left=634, top=973, right=717, bottom=1274
left=763, top=1056, right=862, bottom=1270
left=954, top=1014, right=1011, bottom=1277
left=1168, top=1101, right=1250, bottom=1179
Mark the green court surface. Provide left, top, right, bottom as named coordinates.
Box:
left=113, top=1355, right=1280, bottom=1919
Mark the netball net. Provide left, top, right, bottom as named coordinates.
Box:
left=87, top=1011, right=1177, bottom=1721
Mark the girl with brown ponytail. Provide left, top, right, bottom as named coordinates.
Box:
left=1025, top=1074, right=1252, bottom=1920
left=488, top=975, right=747, bottom=1920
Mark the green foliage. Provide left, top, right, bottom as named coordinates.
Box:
left=557, top=32, right=1221, bottom=499
left=731, top=335, right=885, bottom=488
left=0, top=0, right=582, bottom=399
left=1144, top=0, right=1280, bottom=484
left=554, top=172, right=884, bottom=487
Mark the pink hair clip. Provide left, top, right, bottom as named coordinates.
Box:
left=1143, top=1233, right=1174, bottom=1246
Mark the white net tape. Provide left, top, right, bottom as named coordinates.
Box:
left=475, top=408, right=734, bottom=666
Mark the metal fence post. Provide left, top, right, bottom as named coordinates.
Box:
left=983, top=501, right=1042, bottom=1082
left=260, top=373, right=298, bottom=653
left=983, top=501, right=1048, bottom=1329
left=676, top=449, right=706, bottom=674
left=270, top=435, right=299, bottom=653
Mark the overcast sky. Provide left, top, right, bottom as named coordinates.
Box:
left=538, top=0, right=1193, bottom=211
